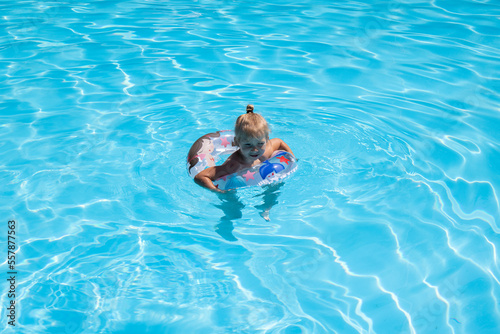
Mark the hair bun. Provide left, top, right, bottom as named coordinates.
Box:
left=246, top=104, right=254, bottom=113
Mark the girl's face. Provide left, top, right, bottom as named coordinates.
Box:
left=238, top=135, right=267, bottom=163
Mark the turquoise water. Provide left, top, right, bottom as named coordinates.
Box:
left=1, top=0, right=499, bottom=333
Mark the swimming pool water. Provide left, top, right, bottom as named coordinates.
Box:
left=1, top=0, right=499, bottom=333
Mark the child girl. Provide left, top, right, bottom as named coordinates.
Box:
left=194, top=105, right=295, bottom=192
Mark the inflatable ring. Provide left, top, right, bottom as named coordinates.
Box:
left=187, top=130, right=297, bottom=190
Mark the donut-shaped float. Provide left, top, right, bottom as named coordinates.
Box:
left=187, top=130, right=297, bottom=190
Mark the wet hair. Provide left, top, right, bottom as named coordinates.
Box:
left=234, top=104, right=270, bottom=144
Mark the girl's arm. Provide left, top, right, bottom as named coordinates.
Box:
left=194, top=157, right=240, bottom=192
left=194, top=166, right=221, bottom=191
left=271, top=138, right=295, bottom=157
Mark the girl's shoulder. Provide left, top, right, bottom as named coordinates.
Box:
left=269, top=138, right=283, bottom=150
left=221, top=151, right=244, bottom=173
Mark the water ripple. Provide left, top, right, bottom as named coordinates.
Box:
left=2, top=0, right=500, bottom=333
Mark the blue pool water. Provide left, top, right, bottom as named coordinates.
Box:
left=1, top=0, right=499, bottom=333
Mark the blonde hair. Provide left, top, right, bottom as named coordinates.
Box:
left=234, top=105, right=270, bottom=143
